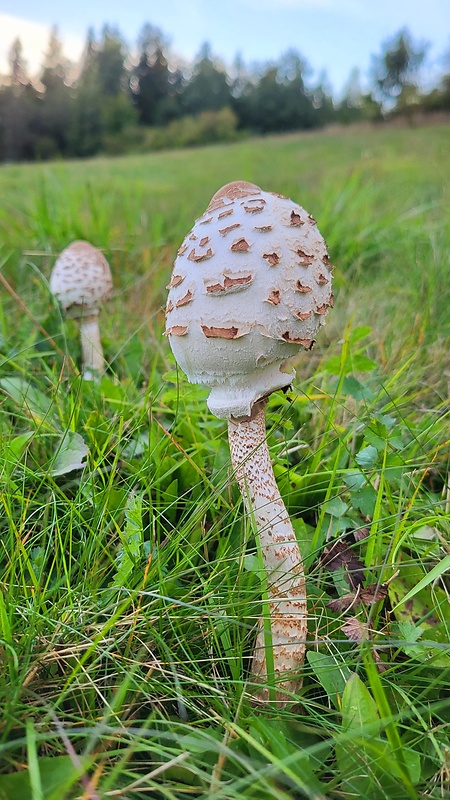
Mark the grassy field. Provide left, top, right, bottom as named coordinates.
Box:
left=0, top=123, right=449, bottom=799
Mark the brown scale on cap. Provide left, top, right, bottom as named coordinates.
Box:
left=316, top=273, right=329, bottom=285
left=254, top=225, right=273, bottom=232
left=175, top=290, right=194, bottom=308
left=205, top=281, right=224, bottom=294
left=188, top=247, right=214, bottom=263
left=165, top=299, right=174, bottom=315
left=296, top=280, right=312, bottom=293
left=266, top=289, right=281, bottom=305
left=224, top=274, right=252, bottom=289
left=166, top=273, right=184, bottom=289
left=217, top=208, right=234, bottom=219
left=231, top=238, right=250, bottom=253
left=166, top=325, right=188, bottom=336
left=199, top=236, right=210, bottom=247
left=210, top=180, right=261, bottom=204
left=201, top=325, right=240, bottom=339
left=296, top=248, right=314, bottom=266
left=178, top=244, right=188, bottom=256
left=295, top=310, right=312, bottom=320
left=206, top=274, right=253, bottom=294
left=219, top=223, right=241, bottom=236
left=282, top=332, right=313, bottom=348
left=263, top=252, right=280, bottom=267
left=290, top=210, right=304, bottom=226
left=243, top=198, right=266, bottom=213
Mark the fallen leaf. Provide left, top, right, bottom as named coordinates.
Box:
left=321, top=540, right=365, bottom=588
left=341, top=616, right=369, bottom=642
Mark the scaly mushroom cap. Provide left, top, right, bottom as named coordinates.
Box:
left=50, top=240, right=113, bottom=320
left=166, top=181, right=333, bottom=419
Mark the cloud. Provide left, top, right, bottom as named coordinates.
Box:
left=0, top=14, right=84, bottom=76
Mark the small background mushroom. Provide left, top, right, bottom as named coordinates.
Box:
left=166, top=181, right=333, bottom=704
left=50, top=240, right=113, bottom=378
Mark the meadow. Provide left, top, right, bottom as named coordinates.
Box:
left=0, top=122, right=449, bottom=798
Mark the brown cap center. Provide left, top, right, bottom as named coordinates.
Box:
left=207, top=181, right=261, bottom=211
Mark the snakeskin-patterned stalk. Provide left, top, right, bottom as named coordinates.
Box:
left=228, top=399, right=306, bottom=704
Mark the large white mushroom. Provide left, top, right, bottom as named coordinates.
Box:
left=165, top=181, right=334, bottom=703
left=50, top=240, right=113, bottom=378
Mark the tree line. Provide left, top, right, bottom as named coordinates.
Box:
left=1, top=24, right=449, bottom=162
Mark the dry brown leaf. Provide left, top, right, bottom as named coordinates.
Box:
left=341, top=616, right=369, bottom=642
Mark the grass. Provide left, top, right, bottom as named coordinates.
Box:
left=0, top=122, right=449, bottom=798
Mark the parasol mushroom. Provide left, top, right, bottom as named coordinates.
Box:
left=50, top=240, right=113, bottom=379
left=165, top=181, right=334, bottom=704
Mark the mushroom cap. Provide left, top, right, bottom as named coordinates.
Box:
left=50, top=240, right=113, bottom=319
left=165, top=181, right=334, bottom=419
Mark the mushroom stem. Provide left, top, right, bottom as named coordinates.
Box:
left=79, top=315, right=105, bottom=377
left=228, top=398, right=306, bottom=705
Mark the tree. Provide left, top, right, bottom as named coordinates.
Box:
left=37, top=27, right=73, bottom=158
left=181, top=43, right=232, bottom=115
left=229, top=54, right=255, bottom=129
left=96, top=26, right=127, bottom=97
left=241, top=50, right=316, bottom=134
left=131, top=24, right=181, bottom=125
left=337, top=68, right=365, bottom=124
left=8, top=37, right=29, bottom=88
left=311, top=69, right=335, bottom=127
left=422, top=44, right=450, bottom=112
left=67, top=29, right=104, bottom=157
left=68, top=27, right=135, bottom=157
left=0, top=38, right=40, bottom=161
left=371, top=28, right=428, bottom=109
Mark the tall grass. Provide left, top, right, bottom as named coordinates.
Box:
left=0, top=123, right=449, bottom=798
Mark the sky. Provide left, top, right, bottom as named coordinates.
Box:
left=0, top=0, right=449, bottom=95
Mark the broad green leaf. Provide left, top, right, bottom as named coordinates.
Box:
left=0, top=377, right=52, bottom=420
left=391, top=555, right=450, bottom=610
left=343, top=471, right=367, bottom=491
left=341, top=672, right=380, bottom=733
left=307, top=651, right=352, bottom=708
left=355, top=445, right=378, bottom=469
left=325, top=497, right=348, bottom=517
left=335, top=673, right=382, bottom=798
left=351, top=354, right=378, bottom=372
left=113, top=493, right=144, bottom=587
left=342, top=374, right=374, bottom=401
left=49, top=431, right=89, bottom=476
left=0, top=756, right=80, bottom=799
left=322, top=355, right=343, bottom=375
left=350, top=484, right=377, bottom=517
left=248, top=718, right=328, bottom=795
left=374, top=412, right=396, bottom=429
left=389, top=563, right=450, bottom=667
left=348, top=325, right=372, bottom=343
left=5, top=431, right=34, bottom=462
left=364, top=427, right=387, bottom=450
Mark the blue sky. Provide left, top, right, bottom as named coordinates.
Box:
left=1, top=0, right=449, bottom=94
